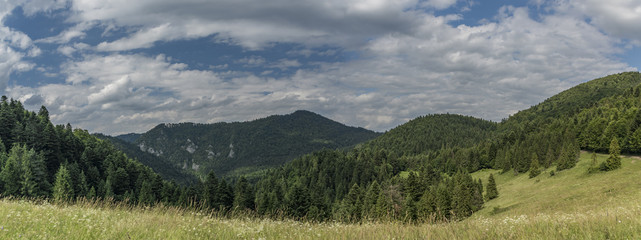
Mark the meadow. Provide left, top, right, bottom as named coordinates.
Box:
left=1, top=151, right=640, bottom=239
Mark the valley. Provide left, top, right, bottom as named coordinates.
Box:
left=1, top=72, right=641, bottom=239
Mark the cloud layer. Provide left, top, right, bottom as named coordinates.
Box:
left=2, top=0, right=640, bottom=134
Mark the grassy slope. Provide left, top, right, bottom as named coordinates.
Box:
left=471, top=152, right=641, bottom=217
left=3, top=152, right=641, bottom=239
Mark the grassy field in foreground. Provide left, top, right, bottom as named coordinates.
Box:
left=1, top=152, right=640, bottom=239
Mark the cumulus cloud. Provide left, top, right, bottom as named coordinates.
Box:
left=67, top=0, right=421, bottom=50
left=551, top=0, right=641, bottom=44
left=421, top=0, right=459, bottom=10
left=2, top=0, right=639, bottom=135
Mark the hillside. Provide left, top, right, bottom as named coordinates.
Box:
left=94, top=134, right=199, bottom=185
left=4, top=151, right=641, bottom=239
left=115, top=133, right=142, bottom=143
left=131, top=110, right=380, bottom=177
left=501, top=72, right=641, bottom=130
left=472, top=151, right=641, bottom=218
left=250, top=71, right=641, bottom=223
left=367, top=113, right=497, bottom=156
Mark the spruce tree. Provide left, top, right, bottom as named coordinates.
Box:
left=218, top=179, right=234, bottom=210
left=203, top=171, right=219, bottom=209
left=402, top=194, right=417, bottom=223
left=78, top=171, right=89, bottom=198
left=588, top=152, right=598, bottom=173
left=417, top=187, right=436, bottom=222
left=604, top=138, right=622, bottom=171
left=434, top=183, right=451, bottom=220
left=286, top=181, right=311, bottom=219
left=233, top=176, right=254, bottom=210
left=53, top=165, right=74, bottom=203
left=138, top=180, right=155, bottom=205
left=341, top=183, right=362, bottom=222
left=21, top=149, right=51, bottom=197
left=557, top=142, right=579, bottom=171
left=374, top=190, right=391, bottom=221
left=485, top=174, right=498, bottom=200
left=529, top=153, right=541, bottom=178
left=1, top=145, right=24, bottom=196
left=361, top=180, right=380, bottom=219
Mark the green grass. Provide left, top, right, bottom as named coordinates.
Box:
left=471, top=151, right=641, bottom=218
left=2, top=152, right=641, bottom=239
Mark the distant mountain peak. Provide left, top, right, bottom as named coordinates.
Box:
left=128, top=110, right=380, bottom=177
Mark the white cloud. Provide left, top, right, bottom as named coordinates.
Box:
left=37, top=21, right=97, bottom=44
left=421, top=0, right=459, bottom=10
left=551, top=0, right=641, bottom=44
left=66, top=0, right=421, bottom=50
left=3, top=0, right=640, bottom=135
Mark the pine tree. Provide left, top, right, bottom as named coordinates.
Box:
left=20, top=148, right=50, bottom=197
left=588, top=152, right=599, bottom=173
left=604, top=138, right=622, bottom=171
left=417, top=187, right=436, bottom=222
left=104, top=178, right=114, bottom=199
left=402, top=194, right=417, bottom=223
left=361, top=180, right=380, bottom=219
left=529, top=153, right=541, bottom=178
left=78, top=171, right=89, bottom=198
left=374, top=190, right=391, bottom=221
left=1, top=145, right=24, bottom=196
left=233, top=176, right=254, bottom=210
left=557, top=142, right=579, bottom=171
left=286, top=181, right=311, bottom=219
left=339, top=183, right=362, bottom=222
left=485, top=174, right=498, bottom=200
left=53, top=165, right=74, bottom=203
left=451, top=172, right=474, bottom=219
left=434, top=183, right=451, bottom=220
left=218, top=179, right=234, bottom=210
left=203, top=171, right=219, bottom=209
left=138, top=180, right=155, bottom=205
left=87, top=186, right=97, bottom=200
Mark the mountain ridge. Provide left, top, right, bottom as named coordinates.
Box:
left=117, top=110, right=381, bottom=178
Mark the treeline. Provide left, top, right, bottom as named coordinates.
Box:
left=0, top=97, right=250, bottom=213
left=244, top=72, right=641, bottom=223
left=367, top=114, right=497, bottom=156
left=486, top=72, right=641, bottom=175
left=253, top=149, right=488, bottom=223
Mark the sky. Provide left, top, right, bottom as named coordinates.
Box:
left=0, top=0, right=639, bottom=135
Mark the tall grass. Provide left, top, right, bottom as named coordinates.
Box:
left=1, top=152, right=640, bottom=239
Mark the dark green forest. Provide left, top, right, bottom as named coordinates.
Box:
left=247, top=72, right=641, bottom=223
left=2, top=72, right=640, bottom=224
left=130, top=110, right=380, bottom=178
left=94, top=134, right=199, bottom=185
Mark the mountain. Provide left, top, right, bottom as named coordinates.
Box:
left=94, top=134, right=199, bottom=185
left=130, top=110, right=380, bottom=177
left=252, top=71, right=641, bottom=222
left=366, top=113, right=497, bottom=156
left=501, top=72, right=641, bottom=130
left=0, top=97, right=195, bottom=206
left=115, top=133, right=142, bottom=143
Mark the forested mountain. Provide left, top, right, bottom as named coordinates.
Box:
left=251, top=72, right=641, bottom=223
left=94, top=134, right=198, bottom=185
left=253, top=114, right=494, bottom=222
left=5, top=72, right=641, bottom=225
left=130, top=110, right=380, bottom=177
left=367, top=114, right=497, bottom=156
left=0, top=97, right=182, bottom=205
left=0, top=96, right=269, bottom=213
left=115, top=133, right=142, bottom=143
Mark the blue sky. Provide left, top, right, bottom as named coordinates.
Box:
left=0, top=0, right=639, bottom=135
